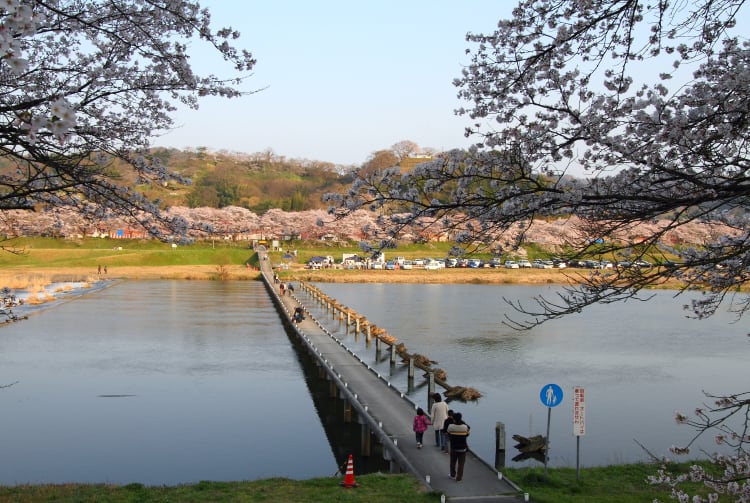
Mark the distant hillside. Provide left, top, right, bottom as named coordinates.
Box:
left=135, top=148, right=356, bottom=212
left=0, top=147, right=356, bottom=213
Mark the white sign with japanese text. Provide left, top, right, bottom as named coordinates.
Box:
left=573, top=386, right=585, bottom=436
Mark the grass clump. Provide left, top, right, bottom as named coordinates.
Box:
left=504, top=461, right=716, bottom=503
left=0, top=474, right=436, bottom=503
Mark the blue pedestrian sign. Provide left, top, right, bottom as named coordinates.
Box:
left=540, top=384, right=563, bottom=408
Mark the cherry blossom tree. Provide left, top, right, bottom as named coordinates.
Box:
left=0, top=0, right=256, bottom=240
left=326, top=1, right=750, bottom=499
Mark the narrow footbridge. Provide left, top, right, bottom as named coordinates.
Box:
left=259, top=252, right=525, bottom=502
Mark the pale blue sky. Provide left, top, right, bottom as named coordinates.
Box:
left=156, top=1, right=514, bottom=166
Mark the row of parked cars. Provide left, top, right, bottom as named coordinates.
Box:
left=377, top=257, right=655, bottom=270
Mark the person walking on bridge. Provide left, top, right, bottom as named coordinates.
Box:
left=412, top=407, right=430, bottom=448
left=442, top=409, right=455, bottom=453
left=430, top=393, right=448, bottom=448
left=447, top=412, right=470, bottom=482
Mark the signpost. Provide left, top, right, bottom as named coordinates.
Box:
left=539, top=384, right=563, bottom=478
left=573, top=386, right=585, bottom=480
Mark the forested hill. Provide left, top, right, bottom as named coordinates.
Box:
left=0, top=146, right=354, bottom=213
left=131, top=148, right=355, bottom=213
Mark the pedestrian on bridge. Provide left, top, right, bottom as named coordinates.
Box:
left=412, top=407, right=430, bottom=449
left=442, top=409, right=455, bottom=453
left=447, top=412, right=470, bottom=482
left=430, top=393, right=449, bottom=448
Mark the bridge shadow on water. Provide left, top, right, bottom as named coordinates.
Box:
left=281, top=318, right=392, bottom=475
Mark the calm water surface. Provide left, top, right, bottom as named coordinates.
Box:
left=306, top=283, right=748, bottom=468
left=0, top=280, right=334, bottom=485
left=1, top=280, right=747, bottom=485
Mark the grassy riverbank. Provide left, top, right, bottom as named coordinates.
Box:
left=0, top=237, right=690, bottom=288
left=0, top=462, right=712, bottom=502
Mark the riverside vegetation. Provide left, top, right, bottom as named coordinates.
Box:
left=0, top=238, right=719, bottom=501
left=0, top=463, right=716, bottom=502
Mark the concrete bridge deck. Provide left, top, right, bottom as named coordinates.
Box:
left=259, top=253, right=526, bottom=502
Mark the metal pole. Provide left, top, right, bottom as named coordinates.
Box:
left=544, top=406, right=551, bottom=480
left=576, top=436, right=580, bottom=481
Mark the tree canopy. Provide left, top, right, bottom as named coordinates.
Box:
left=327, top=2, right=750, bottom=498
left=332, top=0, right=750, bottom=324
left=0, top=0, right=255, bottom=238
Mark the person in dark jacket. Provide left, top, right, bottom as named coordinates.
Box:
left=447, top=412, right=470, bottom=482
left=441, top=409, right=455, bottom=453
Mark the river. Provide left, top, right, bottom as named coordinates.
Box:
left=0, top=279, right=746, bottom=485
left=305, top=282, right=748, bottom=469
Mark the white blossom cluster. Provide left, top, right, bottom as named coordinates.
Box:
left=329, top=0, right=750, bottom=325
left=0, top=0, right=255, bottom=239
left=1, top=0, right=76, bottom=143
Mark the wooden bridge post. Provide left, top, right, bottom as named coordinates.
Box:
left=389, top=343, right=396, bottom=364
left=329, top=378, right=338, bottom=398
left=360, top=424, right=371, bottom=457
left=355, top=317, right=360, bottom=334
left=343, top=399, right=352, bottom=423
left=408, top=357, right=415, bottom=379
left=428, top=371, right=435, bottom=401
left=375, top=335, right=380, bottom=352
left=495, top=421, right=507, bottom=469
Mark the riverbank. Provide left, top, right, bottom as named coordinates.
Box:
left=2, top=263, right=691, bottom=289
left=0, top=462, right=711, bottom=502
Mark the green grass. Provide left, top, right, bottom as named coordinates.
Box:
left=0, top=462, right=718, bottom=502
left=504, top=461, right=716, bottom=503
left=0, top=474, right=436, bottom=503
left=0, top=237, right=256, bottom=269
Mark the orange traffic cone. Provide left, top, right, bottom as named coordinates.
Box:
left=339, top=454, right=359, bottom=488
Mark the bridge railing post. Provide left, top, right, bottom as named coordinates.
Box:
left=495, top=421, right=506, bottom=469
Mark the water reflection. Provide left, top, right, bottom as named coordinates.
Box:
left=308, top=282, right=748, bottom=469
left=0, top=281, right=340, bottom=485
left=2, top=279, right=746, bottom=483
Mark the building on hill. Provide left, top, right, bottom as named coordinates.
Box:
left=398, top=155, right=432, bottom=174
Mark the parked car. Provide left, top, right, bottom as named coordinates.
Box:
left=552, top=258, right=567, bottom=268
left=504, top=260, right=520, bottom=269
left=445, top=258, right=458, bottom=268
left=401, top=260, right=413, bottom=270
left=488, top=258, right=503, bottom=268
left=467, top=258, right=482, bottom=268
left=424, top=260, right=442, bottom=270
left=384, top=260, right=396, bottom=270
left=371, top=262, right=384, bottom=270
left=517, top=259, right=532, bottom=268
left=533, top=259, right=552, bottom=269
